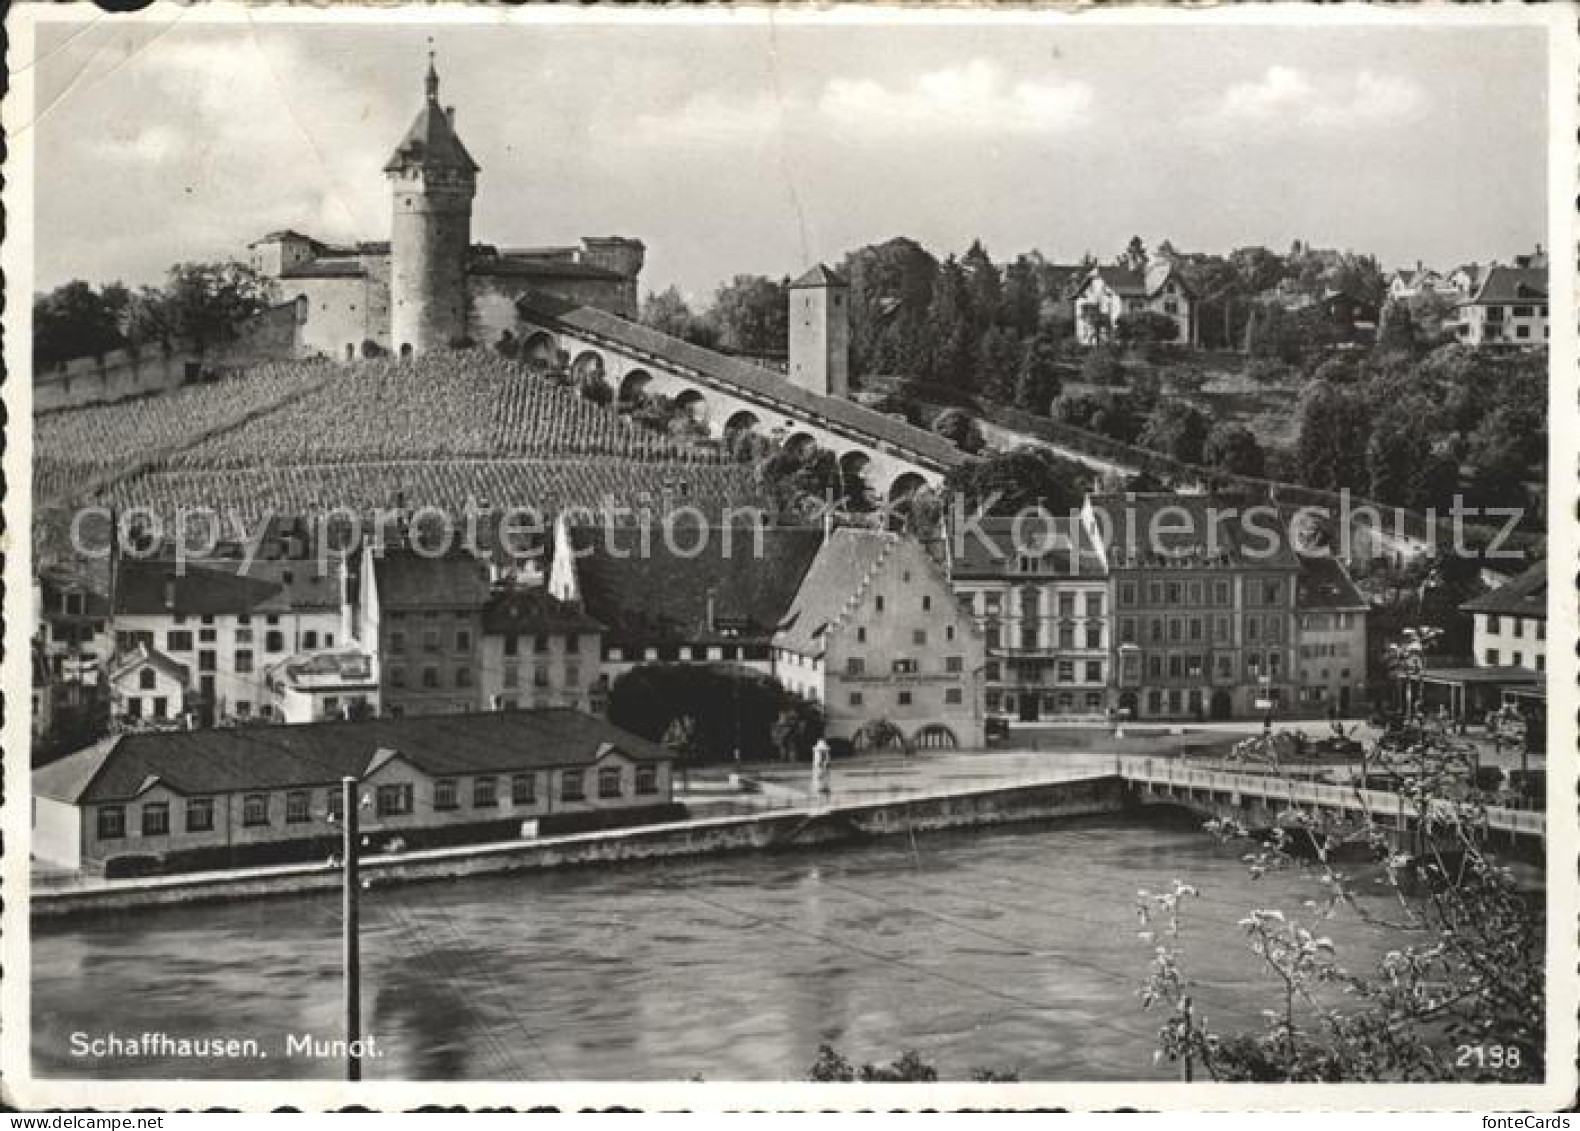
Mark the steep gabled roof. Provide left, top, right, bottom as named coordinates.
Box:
left=372, top=549, right=492, bottom=612
left=774, top=529, right=896, bottom=657
left=565, top=522, right=823, bottom=648
left=949, top=516, right=1108, bottom=580
left=35, top=709, right=670, bottom=805
left=1296, top=556, right=1368, bottom=612
left=1461, top=560, right=1547, bottom=618
left=1464, top=266, right=1547, bottom=307
left=114, top=558, right=340, bottom=617
left=383, top=61, right=479, bottom=175
left=109, top=644, right=190, bottom=685
left=482, top=586, right=605, bottom=637
left=789, top=264, right=847, bottom=289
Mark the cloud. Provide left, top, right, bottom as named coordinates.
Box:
left=1210, top=65, right=1425, bottom=131
left=630, top=92, right=792, bottom=147
left=818, top=60, right=1093, bottom=138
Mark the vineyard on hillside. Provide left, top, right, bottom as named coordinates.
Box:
left=34, top=352, right=773, bottom=552
left=166, top=352, right=721, bottom=469
left=99, top=459, right=768, bottom=524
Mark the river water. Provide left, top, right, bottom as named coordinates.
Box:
left=34, top=813, right=1421, bottom=1081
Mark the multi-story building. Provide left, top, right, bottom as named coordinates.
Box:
left=1085, top=495, right=1300, bottom=721
left=1418, top=560, right=1547, bottom=725
left=33, top=566, right=113, bottom=748
left=107, top=644, right=190, bottom=729
left=349, top=546, right=492, bottom=718
left=32, top=709, right=674, bottom=874
left=1294, top=556, right=1369, bottom=716
left=479, top=587, right=605, bottom=714
left=773, top=529, right=985, bottom=749
left=111, top=556, right=343, bottom=727
left=945, top=516, right=1111, bottom=723
left=1071, top=260, right=1195, bottom=345
left=1457, top=265, right=1548, bottom=347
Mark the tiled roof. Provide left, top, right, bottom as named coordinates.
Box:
left=108, top=644, right=190, bottom=685
left=482, top=587, right=605, bottom=637
left=774, top=528, right=896, bottom=657
left=1086, top=494, right=1302, bottom=570
left=948, top=516, right=1107, bottom=579
left=34, top=709, right=669, bottom=805
left=373, top=550, right=492, bottom=611
left=1461, top=560, right=1546, bottom=617
left=1465, top=266, right=1547, bottom=306
left=383, top=88, right=479, bottom=174
left=1296, top=555, right=1368, bottom=611
left=789, top=264, right=847, bottom=289
left=566, top=522, right=823, bottom=647
left=114, top=558, right=341, bottom=617
left=514, top=291, right=966, bottom=470
left=470, top=257, right=623, bottom=281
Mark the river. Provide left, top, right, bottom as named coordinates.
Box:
left=33, top=812, right=1422, bottom=1081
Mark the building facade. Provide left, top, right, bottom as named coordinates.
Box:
left=1071, top=261, right=1195, bottom=345
left=1294, top=556, right=1369, bottom=716
left=479, top=587, right=606, bottom=714
left=946, top=517, right=1111, bottom=723
left=1457, top=265, right=1549, bottom=348
left=111, top=557, right=343, bottom=727
left=267, top=648, right=381, bottom=724
left=32, top=710, right=673, bottom=873
left=1086, top=495, right=1300, bottom=721
left=787, top=265, right=850, bottom=398
left=774, top=530, right=985, bottom=749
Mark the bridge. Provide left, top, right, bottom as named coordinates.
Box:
left=514, top=291, right=969, bottom=503
left=1121, top=756, right=1545, bottom=846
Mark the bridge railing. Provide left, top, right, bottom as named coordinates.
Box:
left=1118, top=758, right=1545, bottom=838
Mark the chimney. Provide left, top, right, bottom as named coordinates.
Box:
left=446, top=106, right=456, bottom=126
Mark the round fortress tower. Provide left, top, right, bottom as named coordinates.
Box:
left=385, top=56, right=479, bottom=356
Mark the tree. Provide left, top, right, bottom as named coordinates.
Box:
left=1137, top=718, right=1543, bottom=1081
left=974, top=325, right=1022, bottom=403
left=843, top=237, right=940, bottom=380
left=1080, top=345, right=1124, bottom=386
left=1120, top=235, right=1148, bottom=272
left=33, top=280, right=130, bottom=369
left=961, top=239, right=1003, bottom=328
left=932, top=407, right=986, bottom=454
left=1295, top=380, right=1370, bottom=490
left=709, top=274, right=789, bottom=355
left=1012, top=334, right=1063, bottom=415
left=1116, top=310, right=1180, bottom=346
left=770, top=700, right=825, bottom=762
left=943, top=444, right=1087, bottom=515
left=609, top=664, right=807, bottom=772
left=641, top=286, right=718, bottom=348
left=151, top=260, right=274, bottom=347
left=1373, top=302, right=1418, bottom=360
left=1366, top=403, right=1434, bottom=506
left=1140, top=400, right=1210, bottom=464
left=1001, top=253, right=1044, bottom=339
left=1203, top=422, right=1267, bottom=478
left=923, top=255, right=976, bottom=392
left=661, top=715, right=700, bottom=791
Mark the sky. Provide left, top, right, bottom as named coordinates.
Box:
left=26, top=12, right=1552, bottom=302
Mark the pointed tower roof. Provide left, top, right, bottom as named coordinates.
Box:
left=789, top=264, right=847, bottom=289
left=384, top=53, right=480, bottom=175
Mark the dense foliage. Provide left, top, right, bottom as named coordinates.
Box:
left=607, top=664, right=823, bottom=765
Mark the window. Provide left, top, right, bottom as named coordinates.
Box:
left=598, top=767, right=623, bottom=799
left=847, top=657, right=865, bottom=676
left=849, top=691, right=864, bottom=706
left=1511, top=618, right=1524, bottom=638
left=423, top=630, right=441, bottom=654
left=390, top=666, right=407, bottom=688
left=167, top=630, right=193, bottom=652
left=945, top=655, right=963, bottom=673
left=455, top=667, right=472, bottom=689
left=534, top=635, right=550, bottom=654
left=422, top=667, right=439, bottom=689
left=1486, top=615, right=1501, bottom=634
left=1246, top=580, right=1262, bottom=606
left=327, top=789, right=344, bottom=822
left=946, top=624, right=956, bottom=642
left=265, top=631, right=285, bottom=653
left=139, top=668, right=157, bottom=690
left=153, top=696, right=169, bottom=719
left=376, top=784, right=414, bottom=817
left=243, top=794, right=270, bottom=827
left=141, top=801, right=169, bottom=837
left=1266, top=581, right=1282, bottom=605
left=1057, top=660, right=1075, bottom=683
left=562, top=771, right=585, bottom=803
left=1148, top=582, right=1164, bottom=605
left=434, top=778, right=459, bottom=810
left=892, top=659, right=918, bottom=674
left=984, top=661, right=1001, bottom=682
left=1120, top=618, right=1137, bottom=645
left=265, top=614, right=281, bottom=626
left=97, top=805, right=126, bottom=840
left=186, top=797, right=214, bottom=833
left=875, top=595, right=885, bottom=612
left=125, top=696, right=143, bottom=720
left=503, top=634, right=518, bottom=657
left=455, top=630, right=472, bottom=653
left=912, top=630, right=927, bottom=646
left=235, top=627, right=253, bottom=645
left=566, top=635, right=581, bottom=655
left=1165, top=583, right=1181, bottom=605
left=1119, top=582, right=1137, bottom=606
left=1147, top=655, right=1163, bottom=678
left=1214, top=581, right=1230, bottom=606
left=897, top=690, right=913, bottom=706
left=235, top=650, right=254, bottom=674
left=1537, top=621, right=1546, bottom=641
left=1168, top=655, right=1183, bottom=679
left=199, top=651, right=217, bottom=673
left=922, top=595, right=932, bottom=612
left=1148, top=618, right=1164, bottom=644
left=512, top=773, right=536, bottom=805
left=635, top=766, right=658, bottom=796
left=286, top=791, right=311, bottom=824
left=473, top=776, right=498, bottom=808
left=1486, top=648, right=1500, bottom=666
left=390, top=632, right=406, bottom=655
left=945, top=688, right=963, bottom=705
left=1085, top=592, right=1104, bottom=617
left=534, top=665, right=550, bottom=689
left=301, top=630, right=318, bottom=650
left=1085, top=660, right=1103, bottom=683
left=1511, top=652, right=1523, bottom=668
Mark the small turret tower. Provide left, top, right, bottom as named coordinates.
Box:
left=385, top=53, right=479, bottom=356
left=787, top=264, right=850, bottom=398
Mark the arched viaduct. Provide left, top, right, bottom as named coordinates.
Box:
left=514, top=295, right=965, bottom=504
